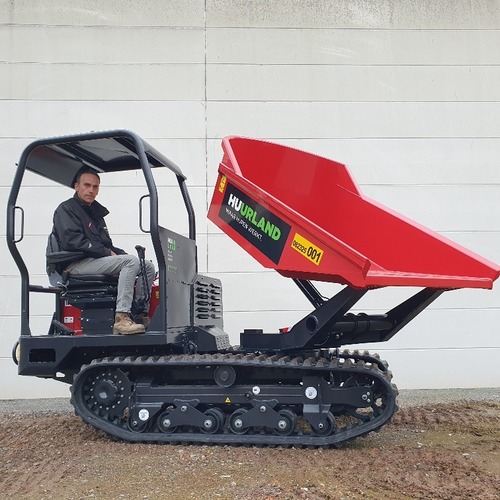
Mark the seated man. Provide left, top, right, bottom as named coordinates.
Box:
left=50, top=167, right=155, bottom=335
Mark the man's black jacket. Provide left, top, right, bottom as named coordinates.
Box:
left=51, top=194, right=125, bottom=260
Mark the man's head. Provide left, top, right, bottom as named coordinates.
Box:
left=74, top=168, right=100, bottom=205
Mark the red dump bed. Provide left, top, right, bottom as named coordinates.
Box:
left=208, top=137, right=500, bottom=289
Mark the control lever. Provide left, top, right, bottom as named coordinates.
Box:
left=135, top=245, right=150, bottom=310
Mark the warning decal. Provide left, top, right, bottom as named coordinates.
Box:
left=218, top=175, right=227, bottom=193
left=291, top=233, right=324, bottom=266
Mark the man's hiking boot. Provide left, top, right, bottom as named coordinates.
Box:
left=113, top=312, right=145, bottom=335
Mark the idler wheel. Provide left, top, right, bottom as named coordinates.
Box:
left=228, top=408, right=249, bottom=434
left=214, top=365, right=236, bottom=387
left=274, top=409, right=297, bottom=436
left=157, top=409, right=177, bottom=433
left=200, top=408, right=224, bottom=434
left=313, top=412, right=336, bottom=436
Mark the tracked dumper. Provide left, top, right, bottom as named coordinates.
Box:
left=7, top=131, right=500, bottom=447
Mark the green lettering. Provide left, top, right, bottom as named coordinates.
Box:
left=251, top=210, right=258, bottom=225
left=264, top=220, right=274, bottom=237
left=245, top=206, right=254, bottom=221
left=257, top=216, right=266, bottom=231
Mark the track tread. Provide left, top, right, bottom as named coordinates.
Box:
left=71, top=350, right=398, bottom=448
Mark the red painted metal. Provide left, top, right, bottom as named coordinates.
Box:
left=149, top=280, right=160, bottom=318
left=208, top=137, right=500, bottom=290
left=61, top=302, right=83, bottom=335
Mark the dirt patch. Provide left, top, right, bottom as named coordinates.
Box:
left=1, top=401, right=499, bottom=499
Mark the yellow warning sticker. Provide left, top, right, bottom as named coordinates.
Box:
left=218, top=175, right=227, bottom=193
left=291, top=233, right=324, bottom=266
left=225, top=397, right=231, bottom=403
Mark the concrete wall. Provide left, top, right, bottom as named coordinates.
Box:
left=1, top=0, right=499, bottom=397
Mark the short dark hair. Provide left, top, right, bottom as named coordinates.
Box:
left=73, top=167, right=100, bottom=186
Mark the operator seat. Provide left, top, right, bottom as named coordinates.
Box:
left=46, top=234, right=124, bottom=335
left=55, top=274, right=119, bottom=336
left=47, top=257, right=119, bottom=335
left=63, top=273, right=119, bottom=294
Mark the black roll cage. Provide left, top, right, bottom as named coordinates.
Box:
left=6, top=129, right=196, bottom=336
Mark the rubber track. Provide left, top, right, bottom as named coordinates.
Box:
left=70, top=351, right=398, bottom=448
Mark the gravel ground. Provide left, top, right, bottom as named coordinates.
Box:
left=1, top=388, right=499, bottom=499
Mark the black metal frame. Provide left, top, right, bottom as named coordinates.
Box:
left=6, top=129, right=195, bottom=337
left=7, top=130, right=231, bottom=381
left=241, top=280, right=445, bottom=351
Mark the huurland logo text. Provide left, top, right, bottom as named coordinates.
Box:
left=218, top=182, right=291, bottom=264
left=227, top=194, right=282, bottom=241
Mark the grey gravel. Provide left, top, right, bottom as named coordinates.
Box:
left=397, top=387, right=499, bottom=407
left=0, top=397, right=73, bottom=415
left=0, top=388, right=498, bottom=415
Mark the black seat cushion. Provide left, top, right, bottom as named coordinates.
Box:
left=66, top=274, right=119, bottom=287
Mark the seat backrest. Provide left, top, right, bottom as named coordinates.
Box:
left=46, top=232, right=84, bottom=272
